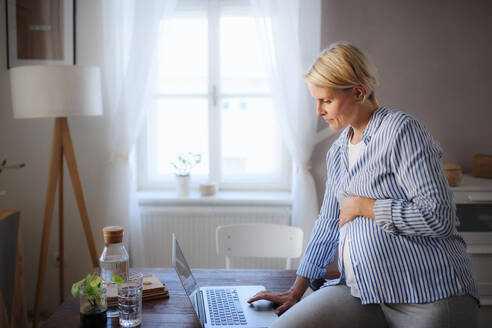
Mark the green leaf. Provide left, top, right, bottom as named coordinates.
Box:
left=82, top=275, right=101, bottom=295
left=89, top=275, right=101, bottom=288
left=71, top=278, right=86, bottom=298
left=85, top=283, right=97, bottom=295
left=111, top=274, right=124, bottom=284
left=1, top=159, right=6, bottom=166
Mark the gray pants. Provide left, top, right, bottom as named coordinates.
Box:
left=270, top=285, right=478, bottom=328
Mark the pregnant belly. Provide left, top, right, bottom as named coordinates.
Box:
left=347, top=217, right=446, bottom=275
left=347, top=217, right=401, bottom=267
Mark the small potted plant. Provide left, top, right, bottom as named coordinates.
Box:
left=72, top=273, right=123, bottom=327
left=170, top=152, right=202, bottom=197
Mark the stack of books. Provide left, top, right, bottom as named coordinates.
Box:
left=107, top=274, right=169, bottom=306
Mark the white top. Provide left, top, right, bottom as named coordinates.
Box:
left=344, top=139, right=366, bottom=297
left=347, top=139, right=366, bottom=171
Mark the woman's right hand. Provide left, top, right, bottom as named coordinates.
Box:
left=247, top=276, right=310, bottom=315
left=247, top=289, right=300, bottom=315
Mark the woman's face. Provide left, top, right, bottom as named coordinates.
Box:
left=308, top=84, right=360, bottom=131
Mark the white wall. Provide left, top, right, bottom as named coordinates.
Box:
left=0, top=0, right=107, bottom=314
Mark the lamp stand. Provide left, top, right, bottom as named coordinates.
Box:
left=32, top=118, right=99, bottom=328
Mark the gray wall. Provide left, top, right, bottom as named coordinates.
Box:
left=312, top=0, right=492, bottom=206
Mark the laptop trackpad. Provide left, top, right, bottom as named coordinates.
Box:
left=249, top=300, right=275, bottom=311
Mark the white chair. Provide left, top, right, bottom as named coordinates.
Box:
left=216, top=223, right=303, bottom=270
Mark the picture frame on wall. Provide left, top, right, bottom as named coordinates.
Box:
left=6, top=0, right=76, bottom=68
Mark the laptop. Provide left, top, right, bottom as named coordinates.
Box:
left=172, top=234, right=279, bottom=328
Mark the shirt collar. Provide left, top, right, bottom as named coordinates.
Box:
left=339, top=106, right=387, bottom=149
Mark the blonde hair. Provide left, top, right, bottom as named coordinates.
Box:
left=305, top=41, right=379, bottom=102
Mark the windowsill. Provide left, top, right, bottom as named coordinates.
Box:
left=137, top=191, right=292, bottom=206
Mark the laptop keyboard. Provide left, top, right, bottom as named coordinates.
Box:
left=206, top=288, right=247, bottom=326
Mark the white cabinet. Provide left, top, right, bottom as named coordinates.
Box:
left=452, top=175, right=492, bottom=307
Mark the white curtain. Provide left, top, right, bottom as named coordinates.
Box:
left=250, top=0, right=332, bottom=246
left=98, top=0, right=176, bottom=266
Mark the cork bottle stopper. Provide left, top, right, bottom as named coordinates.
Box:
left=103, top=226, right=124, bottom=245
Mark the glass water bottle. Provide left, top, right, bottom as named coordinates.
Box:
left=99, top=226, right=129, bottom=317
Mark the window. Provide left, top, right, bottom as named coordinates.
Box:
left=138, top=0, right=290, bottom=191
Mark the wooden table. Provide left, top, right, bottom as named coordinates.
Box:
left=42, top=268, right=296, bottom=327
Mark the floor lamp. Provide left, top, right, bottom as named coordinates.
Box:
left=9, top=65, right=103, bottom=328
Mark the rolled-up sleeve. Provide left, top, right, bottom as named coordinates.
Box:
left=373, top=119, right=456, bottom=238
left=297, top=147, right=341, bottom=279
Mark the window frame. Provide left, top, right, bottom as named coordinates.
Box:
left=137, top=0, right=291, bottom=192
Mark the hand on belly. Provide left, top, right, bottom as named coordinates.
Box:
left=339, top=196, right=376, bottom=227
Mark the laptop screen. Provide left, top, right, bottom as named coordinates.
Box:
left=172, top=234, right=200, bottom=297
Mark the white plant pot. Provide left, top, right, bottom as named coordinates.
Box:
left=176, top=175, right=190, bottom=197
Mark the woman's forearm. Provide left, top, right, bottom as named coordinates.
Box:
left=357, top=196, right=376, bottom=219
left=373, top=198, right=455, bottom=237
left=290, top=276, right=311, bottom=301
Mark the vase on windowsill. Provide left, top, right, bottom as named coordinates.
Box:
left=171, top=152, right=202, bottom=197
left=176, top=175, right=191, bottom=197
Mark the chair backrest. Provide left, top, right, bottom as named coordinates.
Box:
left=216, top=223, right=303, bottom=270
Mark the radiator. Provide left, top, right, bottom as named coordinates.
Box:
left=140, top=205, right=291, bottom=269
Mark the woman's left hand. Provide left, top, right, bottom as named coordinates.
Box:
left=339, top=196, right=376, bottom=227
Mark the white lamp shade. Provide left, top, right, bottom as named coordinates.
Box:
left=9, top=65, right=103, bottom=119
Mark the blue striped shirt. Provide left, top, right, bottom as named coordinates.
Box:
left=297, top=107, right=479, bottom=304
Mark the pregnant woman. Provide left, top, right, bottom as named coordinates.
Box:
left=248, top=42, right=479, bottom=328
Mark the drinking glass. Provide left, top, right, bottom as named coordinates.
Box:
left=118, top=272, right=143, bottom=327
